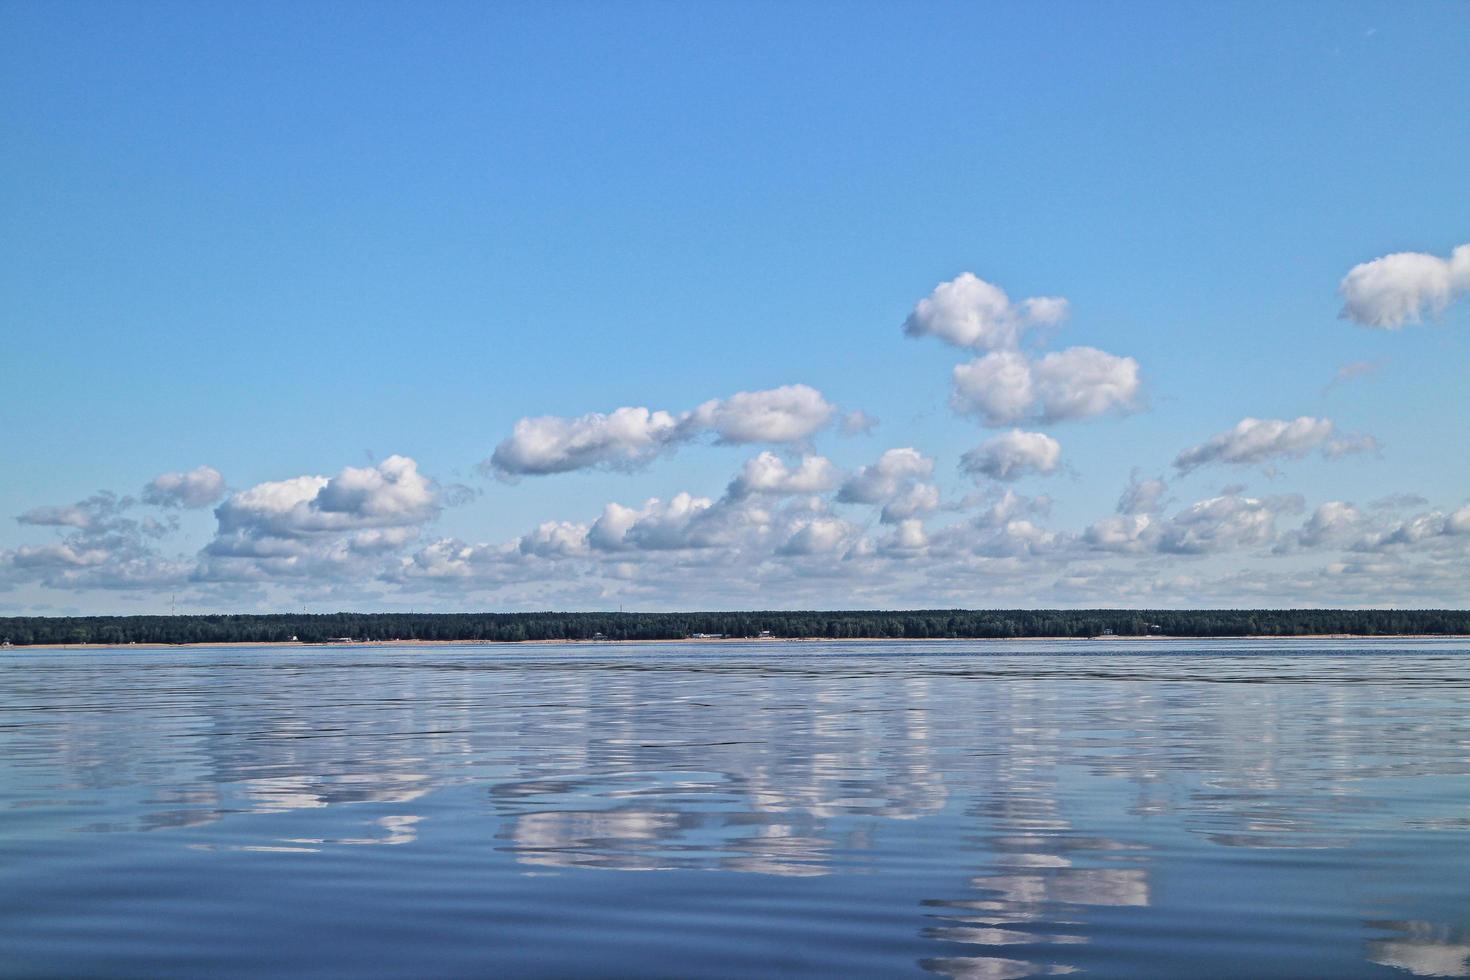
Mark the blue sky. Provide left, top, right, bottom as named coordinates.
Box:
left=3, top=1, right=1468, bottom=613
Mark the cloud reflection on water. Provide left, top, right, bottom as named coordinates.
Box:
left=4, top=644, right=1470, bottom=977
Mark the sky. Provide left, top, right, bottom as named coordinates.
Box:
left=2, top=0, right=1469, bottom=614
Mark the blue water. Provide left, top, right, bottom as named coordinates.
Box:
left=3, top=639, right=1469, bottom=978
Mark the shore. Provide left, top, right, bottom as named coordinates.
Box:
left=9, top=633, right=1470, bottom=651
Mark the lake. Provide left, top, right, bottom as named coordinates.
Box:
left=3, top=639, right=1469, bottom=978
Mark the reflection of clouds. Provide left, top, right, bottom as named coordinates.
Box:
left=1368, top=921, right=1470, bottom=978
left=244, top=772, right=430, bottom=812
left=924, top=924, right=1086, bottom=946
left=920, top=955, right=1078, bottom=979
left=488, top=672, right=953, bottom=876
left=491, top=772, right=836, bottom=876
left=969, top=869, right=1149, bottom=908
left=8, top=644, right=1470, bottom=977
left=506, top=808, right=680, bottom=870
left=917, top=678, right=1152, bottom=980
left=286, top=814, right=424, bottom=848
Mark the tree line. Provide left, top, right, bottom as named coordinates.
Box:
left=3, top=609, right=1469, bottom=646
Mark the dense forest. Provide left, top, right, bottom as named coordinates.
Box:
left=2, top=609, right=1469, bottom=646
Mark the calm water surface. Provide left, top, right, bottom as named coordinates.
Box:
left=3, top=639, right=1470, bottom=978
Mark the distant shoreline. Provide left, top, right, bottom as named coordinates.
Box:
left=9, top=633, right=1470, bottom=651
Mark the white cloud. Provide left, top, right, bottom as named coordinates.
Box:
left=588, top=493, right=743, bottom=551
left=881, top=519, right=929, bottom=555
left=976, top=519, right=1067, bottom=558
left=973, top=489, right=1053, bottom=529
left=961, top=430, right=1062, bottom=482
left=486, top=385, right=840, bottom=478
left=1032, top=347, right=1141, bottom=422
left=199, top=456, right=440, bottom=581
left=314, top=455, right=438, bottom=525
left=903, top=272, right=1069, bottom=350
left=1323, top=433, right=1381, bottom=459
left=690, top=384, right=836, bottom=444
left=518, top=521, right=591, bottom=558
left=840, top=410, right=879, bottom=436
left=837, top=448, right=933, bottom=503
left=777, top=517, right=859, bottom=556
left=214, top=456, right=437, bottom=540
left=1173, top=417, right=1341, bottom=473
left=4, top=491, right=189, bottom=591
left=488, top=407, right=690, bottom=477
left=1117, top=473, right=1168, bottom=515
left=837, top=448, right=939, bottom=523
left=1287, top=501, right=1367, bottom=551
left=1339, top=244, right=1470, bottom=328
left=15, top=492, right=155, bottom=535
left=212, top=475, right=330, bottom=540
left=392, top=538, right=521, bottom=582
left=142, top=465, right=226, bottom=508
left=951, top=347, right=1140, bottom=426
left=1355, top=504, right=1470, bottom=552
left=950, top=350, right=1035, bottom=425
left=1084, top=514, right=1157, bottom=553
left=10, top=541, right=113, bottom=568
left=880, top=483, right=941, bottom=524
left=726, top=452, right=840, bottom=498
left=1157, top=494, right=1288, bottom=554
left=349, top=527, right=420, bottom=555
left=620, top=494, right=727, bottom=551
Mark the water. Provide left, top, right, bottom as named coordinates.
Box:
left=3, top=639, right=1470, bottom=978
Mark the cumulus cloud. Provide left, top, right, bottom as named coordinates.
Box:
left=975, top=518, right=1068, bottom=558
left=838, top=448, right=933, bottom=503
left=777, top=517, right=860, bottom=557
left=903, top=272, right=1069, bottom=350
left=1157, top=493, right=1296, bottom=554
left=1281, top=501, right=1367, bottom=552
left=973, top=489, right=1053, bottom=529
left=213, top=456, right=437, bottom=543
left=5, top=491, right=188, bottom=590
left=1032, top=347, right=1142, bottom=421
left=487, top=407, right=689, bottom=477
left=1117, top=472, right=1168, bottom=515
left=837, top=448, right=939, bottom=523
left=690, top=384, right=836, bottom=444
left=950, top=350, right=1035, bottom=425
left=1083, top=513, right=1157, bottom=553
left=586, top=493, right=755, bottom=552
left=840, top=410, right=879, bottom=436
left=726, top=453, right=840, bottom=498
left=142, top=466, right=226, bottom=508
left=951, top=347, right=1140, bottom=426
left=516, top=521, right=591, bottom=559
left=391, top=538, right=521, bottom=583
left=1339, top=244, right=1470, bottom=328
left=9, top=541, right=113, bottom=569
left=880, top=483, right=941, bottom=523
left=961, top=430, right=1062, bottom=482
left=486, top=385, right=840, bottom=478
left=1354, top=504, right=1470, bottom=552
left=1173, top=417, right=1363, bottom=473
left=198, top=456, right=441, bottom=581
left=16, top=492, right=154, bottom=533
left=880, top=519, right=929, bottom=555
left=1086, top=489, right=1305, bottom=558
